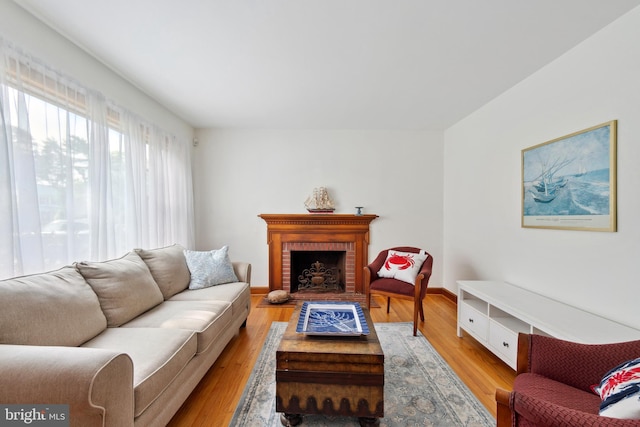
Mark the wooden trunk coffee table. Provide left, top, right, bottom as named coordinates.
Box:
left=275, top=302, right=384, bottom=426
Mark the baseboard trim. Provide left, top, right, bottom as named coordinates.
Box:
left=427, top=287, right=457, bottom=304
left=251, top=286, right=458, bottom=304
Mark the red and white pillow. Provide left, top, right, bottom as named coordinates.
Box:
left=377, top=249, right=428, bottom=285
left=595, top=357, right=640, bottom=419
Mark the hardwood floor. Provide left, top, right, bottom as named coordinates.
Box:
left=167, top=294, right=515, bottom=426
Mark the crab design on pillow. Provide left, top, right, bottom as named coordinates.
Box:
left=378, top=249, right=428, bottom=285
left=385, top=252, right=416, bottom=270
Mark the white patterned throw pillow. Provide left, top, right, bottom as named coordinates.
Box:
left=184, top=246, right=238, bottom=290
left=377, top=249, right=428, bottom=285
left=596, top=357, right=640, bottom=419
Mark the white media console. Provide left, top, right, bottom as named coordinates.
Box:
left=457, top=280, right=640, bottom=370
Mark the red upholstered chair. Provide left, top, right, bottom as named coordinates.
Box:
left=496, top=333, right=640, bottom=427
left=364, top=246, right=433, bottom=336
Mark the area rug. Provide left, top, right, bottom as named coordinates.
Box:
left=230, top=322, right=494, bottom=426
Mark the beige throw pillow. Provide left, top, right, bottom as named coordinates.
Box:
left=76, top=252, right=164, bottom=327
left=0, top=266, right=107, bottom=346
left=135, top=244, right=191, bottom=299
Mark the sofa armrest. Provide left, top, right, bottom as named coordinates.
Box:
left=232, top=262, right=251, bottom=284
left=0, top=345, right=134, bottom=427
left=520, top=333, right=640, bottom=392
left=495, top=388, right=513, bottom=427
left=512, top=391, right=639, bottom=427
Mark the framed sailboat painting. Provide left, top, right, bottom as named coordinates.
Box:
left=521, top=120, right=617, bottom=231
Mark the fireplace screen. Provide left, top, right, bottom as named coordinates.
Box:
left=290, top=251, right=345, bottom=293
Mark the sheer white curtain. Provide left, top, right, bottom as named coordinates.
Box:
left=0, top=39, right=194, bottom=279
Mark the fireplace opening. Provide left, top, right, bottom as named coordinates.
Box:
left=290, top=250, right=346, bottom=293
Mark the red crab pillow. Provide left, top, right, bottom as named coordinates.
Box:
left=377, top=249, right=429, bottom=285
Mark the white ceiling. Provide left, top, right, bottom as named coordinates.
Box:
left=13, top=0, right=640, bottom=130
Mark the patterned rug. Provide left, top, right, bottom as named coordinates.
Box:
left=230, top=322, right=494, bottom=426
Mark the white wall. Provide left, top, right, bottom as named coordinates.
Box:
left=0, top=1, right=193, bottom=143
left=193, top=129, right=444, bottom=288
left=443, top=6, right=640, bottom=328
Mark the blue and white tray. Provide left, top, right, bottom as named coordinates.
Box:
left=296, top=301, right=369, bottom=336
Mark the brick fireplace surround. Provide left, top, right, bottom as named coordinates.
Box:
left=259, top=214, right=378, bottom=302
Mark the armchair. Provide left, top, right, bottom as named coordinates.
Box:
left=364, top=246, right=433, bottom=336
left=496, top=333, right=640, bottom=427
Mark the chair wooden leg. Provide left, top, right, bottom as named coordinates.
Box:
left=419, top=301, right=425, bottom=321
left=386, top=297, right=391, bottom=314
left=412, top=297, right=420, bottom=336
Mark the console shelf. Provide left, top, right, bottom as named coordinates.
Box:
left=456, top=280, right=640, bottom=369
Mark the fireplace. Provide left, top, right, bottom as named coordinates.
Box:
left=290, top=249, right=346, bottom=293
left=286, top=242, right=352, bottom=294
left=259, top=214, right=378, bottom=301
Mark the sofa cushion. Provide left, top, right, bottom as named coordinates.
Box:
left=514, top=373, right=601, bottom=414
left=135, top=244, right=190, bottom=299
left=169, top=281, right=251, bottom=318
left=184, top=246, right=238, bottom=290
left=512, top=393, right=619, bottom=427
left=121, top=300, right=232, bottom=354
left=369, top=277, right=419, bottom=298
left=76, top=252, right=164, bottom=327
left=82, top=327, right=197, bottom=417
left=0, top=266, right=107, bottom=346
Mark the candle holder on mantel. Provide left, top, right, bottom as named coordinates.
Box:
left=304, top=187, right=335, bottom=213
left=355, top=207, right=363, bottom=216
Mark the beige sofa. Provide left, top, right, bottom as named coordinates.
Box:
left=0, top=244, right=251, bottom=427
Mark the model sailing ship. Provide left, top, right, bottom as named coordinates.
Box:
left=304, top=187, right=335, bottom=213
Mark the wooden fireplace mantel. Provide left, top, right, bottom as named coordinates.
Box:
left=258, top=214, right=378, bottom=294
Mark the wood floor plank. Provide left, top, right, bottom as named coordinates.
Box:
left=167, top=294, right=515, bottom=426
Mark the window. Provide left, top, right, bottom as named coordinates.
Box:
left=0, top=39, right=194, bottom=279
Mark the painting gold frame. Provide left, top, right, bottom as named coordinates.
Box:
left=521, top=120, right=617, bottom=231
